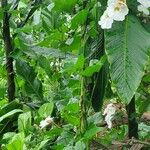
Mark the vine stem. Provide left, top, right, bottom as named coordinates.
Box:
left=2, top=0, right=15, bottom=101
left=80, top=77, right=88, bottom=135
left=79, top=1, right=89, bottom=149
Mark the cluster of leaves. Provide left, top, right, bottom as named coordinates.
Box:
left=0, top=0, right=150, bottom=149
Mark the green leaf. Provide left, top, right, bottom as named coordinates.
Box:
left=53, top=0, right=77, bottom=12
left=71, top=9, right=88, bottom=29
left=84, top=124, right=103, bottom=140
left=16, top=60, right=36, bottom=81
left=74, top=141, right=86, bottom=150
left=87, top=112, right=103, bottom=125
left=0, top=99, right=7, bottom=109
left=75, top=55, right=85, bottom=70
left=37, top=140, right=49, bottom=150
left=82, top=55, right=106, bottom=77
left=16, top=60, right=43, bottom=100
left=62, top=103, right=80, bottom=126
left=0, top=109, right=23, bottom=123
left=6, top=133, right=25, bottom=150
left=27, top=46, right=75, bottom=59
left=0, top=100, right=22, bottom=117
left=38, top=102, right=54, bottom=118
left=18, top=111, right=32, bottom=135
left=46, top=127, right=63, bottom=137
left=105, top=15, right=150, bottom=104
left=38, top=56, right=52, bottom=77
left=42, top=18, right=51, bottom=34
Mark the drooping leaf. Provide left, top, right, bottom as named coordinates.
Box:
left=38, top=102, right=54, bottom=118
left=53, top=0, right=78, bottom=12
left=105, top=15, right=150, bottom=104
left=38, top=55, right=52, bottom=77
left=0, top=100, right=22, bottom=117
left=88, top=32, right=107, bottom=112
left=18, top=111, right=32, bottom=135
left=27, top=46, right=75, bottom=59
left=75, top=55, right=85, bottom=70
left=83, top=124, right=103, bottom=140
left=74, top=141, right=86, bottom=150
left=0, top=109, right=23, bottom=123
left=6, top=133, right=25, bottom=150
left=82, top=55, right=106, bottom=77
left=71, top=9, right=88, bottom=29
left=16, top=60, right=43, bottom=100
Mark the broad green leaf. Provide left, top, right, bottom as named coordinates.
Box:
left=42, top=18, right=51, bottom=34
left=53, top=0, right=77, bottom=12
left=62, top=103, right=80, bottom=126
left=83, top=124, right=103, bottom=140
left=63, top=115, right=80, bottom=125
left=38, top=102, right=54, bottom=118
left=24, top=78, right=43, bottom=99
left=16, top=60, right=36, bottom=81
left=105, top=15, right=150, bottom=104
left=74, top=141, right=86, bottom=150
left=0, top=99, right=7, bottom=109
left=71, top=9, right=88, bottom=29
left=2, top=132, right=16, bottom=141
left=82, top=55, right=106, bottom=77
left=27, top=46, right=75, bottom=59
left=6, top=133, right=25, bottom=150
left=46, top=127, right=63, bottom=137
left=18, top=111, right=32, bottom=135
left=38, top=56, right=52, bottom=77
left=16, top=60, right=43, bottom=100
left=87, top=112, right=103, bottom=125
left=0, top=109, right=23, bottom=123
left=75, top=55, right=85, bottom=70
left=37, top=140, right=49, bottom=150
left=0, top=100, right=22, bottom=117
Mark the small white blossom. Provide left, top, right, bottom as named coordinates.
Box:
left=99, top=0, right=129, bottom=29
left=103, top=103, right=116, bottom=129
left=137, top=0, right=150, bottom=8
left=107, top=1, right=129, bottom=21
left=137, top=0, right=150, bottom=15
left=138, top=5, right=149, bottom=15
left=98, top=11, right=114, bottom=29
left=39, top=116, right=53, bottom=129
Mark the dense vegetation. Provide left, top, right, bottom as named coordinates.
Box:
left=0, top=0, right=150, bottom=149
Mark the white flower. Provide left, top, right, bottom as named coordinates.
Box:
left=138, top=4, right=149, bottom=15
left=107, top=1, right=129, bottom=21
left=98, top=11, right=114, bottom=29
left=137, top=0, right=150, bottom=8
left=103, top=103, right=116, bottom=129
left=39, top=116, right=53, bottom=129
left=107, top=0, right=117, bottom=6
left=98, top=0, right=129, bottom=29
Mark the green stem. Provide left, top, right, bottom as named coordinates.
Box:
left=79, top=1, right=89, bottom=149
left=80, top=77, right=88, bottom=135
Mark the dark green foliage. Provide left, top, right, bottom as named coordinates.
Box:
left=16, top=60, right=43, bottom=100
left=88, top=32, right=107, bottom=112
